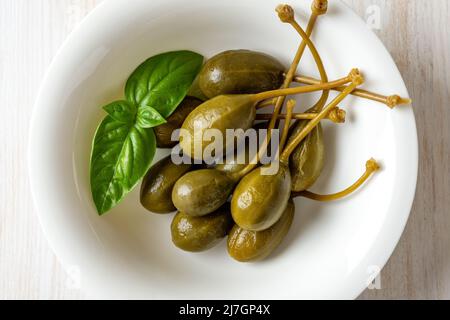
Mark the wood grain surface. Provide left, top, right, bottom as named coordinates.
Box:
left=0, top=0, right=449, bottom=299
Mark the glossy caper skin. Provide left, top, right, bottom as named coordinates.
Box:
left=180, top=95, right=256, bottom=161
left=187, top=75, right=209, bottom=101
left=154, top=97, right=202, bottom=148
left=171, top=205, right=234, bottom=252
left=199, top=50, right=285, bottom=99
left=172, top=169, right=236, bottom=217
left=140, top=156, right=192, bottom=213
left=228, top=199, right=294, bottom=262
left=288, top=120, right=325, bottom=192
left=231, top=164, right=292, bottom=231
left=214, top=155, right=247, bottom=176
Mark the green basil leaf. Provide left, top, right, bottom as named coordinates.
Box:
left=90, top=116, right=156, bottom=215
left=136, top=105, right=167, bottom=128
left=125, top=50, right=204, bottom=118
left=102, top=100, right=136, bottom=123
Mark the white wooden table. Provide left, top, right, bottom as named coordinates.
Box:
left=1, top=0, right=449, bottom=299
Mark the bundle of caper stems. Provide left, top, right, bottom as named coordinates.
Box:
left=140, top=1, right=412, bottom=262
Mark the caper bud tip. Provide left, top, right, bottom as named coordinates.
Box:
left=349, top=68, right=364, bottom=85
left=366, top=158, right=380, bottom=172
left=276, top=4, right=295, bottom=23
left=329, top=107, right=346, bottom=123
left=386, top=95, right=412, bottom=109
left=312, top=0, right=328, bottom=16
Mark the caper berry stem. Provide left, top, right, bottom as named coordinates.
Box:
left=259, top=74, right=412, bottom=109
left=258, top=2, right=329, bottom=113
left=235, top=74, right=353, bottom=179
left=236, top=2, right=327, bottom=179
left=266, top=2, right=324, bottom=141
left=280, top=69, right=364, bottom=162
left=282, top=5, right=329, bottom=113
left=293, top=158, right=380, bottom=201
left=291, top=74, right=412, bottom=108
left=256, top=107, right=346, bottom=123
left=252, top=75, right=352, bottom=102
left=279, top=100, right=296, bottom=152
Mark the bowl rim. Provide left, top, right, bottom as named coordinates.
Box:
left=28, top=0, right=418, bottom=299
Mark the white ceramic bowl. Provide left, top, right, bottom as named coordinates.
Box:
left=29, top=0, right=417, bottom=299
